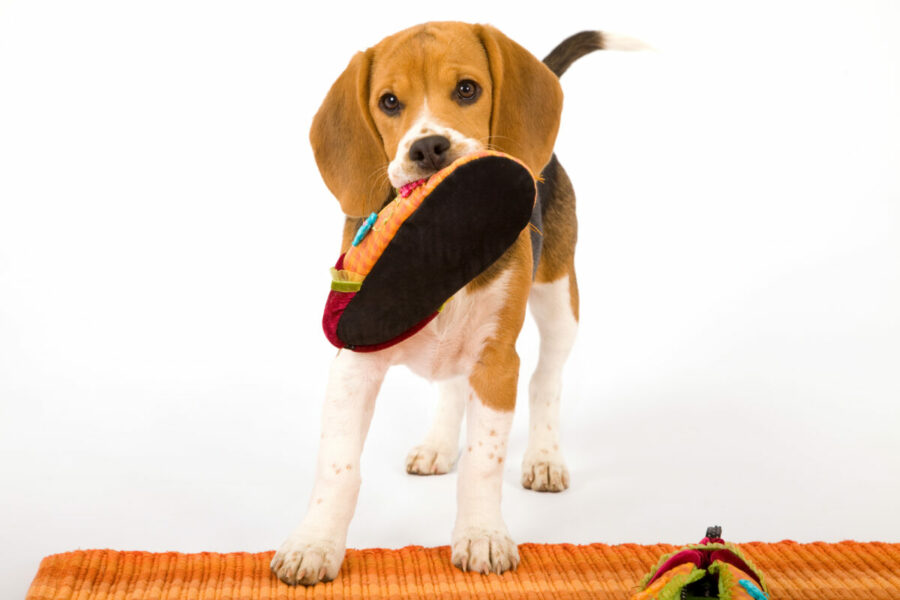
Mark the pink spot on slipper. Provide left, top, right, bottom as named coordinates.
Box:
left=399, top=178, right=427, bottom=198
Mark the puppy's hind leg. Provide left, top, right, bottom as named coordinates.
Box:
left=406, top=376, right=466, bottom=475
left=522, top=267, right=578, bottom=492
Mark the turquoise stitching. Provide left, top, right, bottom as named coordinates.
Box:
left=738, top=579, right=768, bottom=600
left=352, top=212, right=378, bottom=246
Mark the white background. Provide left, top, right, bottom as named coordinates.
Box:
left=2, top=0, right=899, bottom=597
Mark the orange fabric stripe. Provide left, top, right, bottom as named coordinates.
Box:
left=631, top=562, right=696, bottom=599
left=25, top=541, right=900, bottom=599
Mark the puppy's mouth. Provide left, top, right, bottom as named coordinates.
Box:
left=396, top=155, right=466, bottom=198
left=394, top=150, right=483, bottom=197
left=398, top=163, right=451, bottom=198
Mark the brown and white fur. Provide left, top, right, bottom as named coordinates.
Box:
left=271, top=22, right=641, bottom=585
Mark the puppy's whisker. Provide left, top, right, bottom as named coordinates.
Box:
left=472, top=134, right=519, bottom=155
left=359, top=162, right=392, bottom=211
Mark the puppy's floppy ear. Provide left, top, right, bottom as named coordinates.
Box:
left=310, top=49, right=392, bottom=217
left=475, top=24, right=564, bottom=177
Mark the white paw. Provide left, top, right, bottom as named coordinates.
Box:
left=270, top=535, right=344, bottom=586
left=451, top=527, right=519, bottom=574
left=406, top=443, right=457, bottom=475
left=521, top=450, right=570, bottom=492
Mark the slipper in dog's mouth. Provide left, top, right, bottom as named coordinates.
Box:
left=323, top=150, right=537, bottom=351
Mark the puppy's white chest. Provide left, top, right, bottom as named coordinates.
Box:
left=392, top=270, right=511, bottom=381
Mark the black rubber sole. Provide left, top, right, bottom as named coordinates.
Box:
left=335, top=155, right=536, bottom=348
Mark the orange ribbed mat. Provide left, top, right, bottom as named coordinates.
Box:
left=25, top=541, right=900, bottom=599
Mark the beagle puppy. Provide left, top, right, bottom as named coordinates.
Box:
left=272, top=22, right=626, bottom=585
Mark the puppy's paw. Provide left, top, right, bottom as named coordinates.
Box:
left=521, top=450, right=570, bottom=492
left=451, top=527, right=519, bottom=575
left=270, top=535, right=344, bottom=586
left=406, top=443, right=457, bottom=475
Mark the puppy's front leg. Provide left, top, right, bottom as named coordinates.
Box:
left=271, top=349, right=388, bottom=585
left=451, top=343, right=520, bottom=574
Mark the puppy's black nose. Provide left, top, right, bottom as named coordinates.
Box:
left=409, top=135, right=451, bottom=171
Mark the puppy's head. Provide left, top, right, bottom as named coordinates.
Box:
left=311, top=22, right=564, bottom=217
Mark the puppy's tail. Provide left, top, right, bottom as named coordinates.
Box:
left=543, top=31, right=652, bottom=78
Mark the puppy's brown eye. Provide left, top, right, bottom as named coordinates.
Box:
left=379, top=93, right=401, bottom=115
left=455, top=80, right=480, bottom=103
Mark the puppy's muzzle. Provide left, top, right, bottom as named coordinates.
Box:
left=409, top=135, right=451, bottom=171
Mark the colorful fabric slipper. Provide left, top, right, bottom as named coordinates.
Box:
left=323, top=150, right=537, bottom=352
left=632, top=527, right=771, bottom=600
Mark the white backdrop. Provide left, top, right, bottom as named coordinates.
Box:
left=2, top=0, right=899, bottom=597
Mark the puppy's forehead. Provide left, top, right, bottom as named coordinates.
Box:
left=370, top=23, right=489, bottom=90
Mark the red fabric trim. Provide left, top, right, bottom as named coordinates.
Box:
left=709, top=549, right=764, bottom=587
left=323, top=252, right=437, bottom=352
left=644, top=544, right=764, bottom=589
left=322, top=289, right=356, bottom=349
left=644, top=549, right=704, bottom=587
left=399, top=178, right=427, bottom=198
left=700, top=536, right=725, bottom=545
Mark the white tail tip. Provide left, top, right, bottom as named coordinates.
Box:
left=602, top=32, right=656, bottom=52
